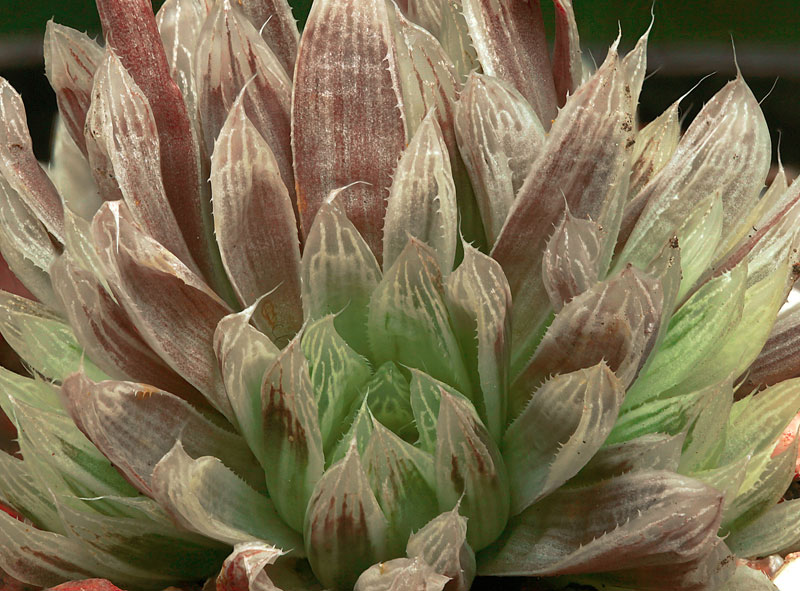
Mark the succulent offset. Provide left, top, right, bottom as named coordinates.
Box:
left=1, top=0, right=800, bottom=590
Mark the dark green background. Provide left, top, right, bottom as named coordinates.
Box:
left=1, top=1, right=799, bottom=46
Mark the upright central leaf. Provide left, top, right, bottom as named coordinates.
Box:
left=292, top=0, right=408, bottom=260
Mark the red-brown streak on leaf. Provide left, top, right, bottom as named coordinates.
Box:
left=94, top=0, right=212, bottom=283
left=292, top=0, right=407, bottom=261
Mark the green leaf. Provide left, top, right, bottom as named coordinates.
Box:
left=624, top=263, right=746, bottom=410
left=301, top=200, right=382, bottom=357
left=727, top=498, right=800, bottom=558
left=151, top=441, right=304, bottom=552
left=368, top=239, right=471, bottom=396
left=362, top=362, right=416, bottom=443
left=362, top=421, right=438, bottom=555
left=261, top=334, right=325, bottom=532
left=302, top=315, right=372, bottom=451
left=0, top=291, right=107, bottom=382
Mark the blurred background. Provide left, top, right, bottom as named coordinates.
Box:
left=0, top=0, right=799, bottom=168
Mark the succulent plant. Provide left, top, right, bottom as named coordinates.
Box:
left=1, top=0, right=800, bottom=590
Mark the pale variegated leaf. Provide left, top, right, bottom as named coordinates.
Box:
left=629, top=101, right=680, bottom=198
left=722, top=442, right=797, bottom=534
left=50, top=254, right=205, bottom=409
left=53, top=494, right=227, bottom=582
left=0, top=290, right=107, bottom=383
left=624, top=263, right=746, bottom=410
left=304, top=442, right=388, bottom=590
left=444, top=243, right=510, bottom=442
left=492, top=43, right=634, bottom=377
left=0, top=366, right=61, bottom=417
left=679, top=381, right=733, bottom=473
left=85, top=50, right=198, bottom=271
left=301, top=198, right=382, bottom=357
left=720, top=378, right=800, bottom=464
left=261, top=334, right=325, bottom=532
left=293, top=0, right=406, bottom=258
left=49, top=119, right=103, bottom=220
left=383, top=112, right=457, bottom=274
left=213, top=301, right=279, bottom=467
left=328, top=397, right=375, bottom=466
left=301, top=315, right=372, bottom=451
left=572, top=433, right=685, bottom=486
left=91, top=201, right=235, bottom=420
left=727, top=497, right=800, bottom=557
left=369, top=239, right=472, bottom=396
left=552, top=0, right=583, bottom=106
left=541, top=206, right=603, bottom=311
left=0, top=79, right=64, bottom=241
left=619, top=74, right=771, bottom=269
left=0, top=452, right=62, bottom=534
left=95, top=0, right=216, bottom=288
left=621, top=22, right=651, bottom=113
left=43, top=21, right=103, bottom=157
left=156, top=0, right=206, bottom=124
left=355, top=557, right=449, bottom=591
left=403, top=0, right=477, bottom=81
left=211, top=92, right=302, bottom=344
left=196, top=0, right=294, bottom=204
left=363, top=362, right=416, bottom=443
left=59, top=372, right=262, bottom=497
left=406, top=506, right=476, bottom=591
left=503, top=363, right=624, bottom=515
left=454, top=73, right=545, bottom=245
left=669, top=260, right=790, bottom=395
left=511, top=266, right=662, bottom=418
left=435, top=390, right=509, bottom=552
left=461, top=0, right=557, bottom=127
left=675, top=191, right=724, bottom=300
left=0, top=176, right=59, bottom=310
left=362, top=420, right=438, bottom=554
left=386, top=5, right=485, bottom=249
left=151, top=441, right=303, bottom=551
left=690, top=456, right=750, bottom=511
left=607, top=385, right=708, bottom=445
left=478, top=470, right=723, bottom=576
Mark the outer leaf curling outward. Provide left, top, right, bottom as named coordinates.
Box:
left=59, top=372, right=262, bottom=497
left=91, top=201, right=235, bottom=421
left=461, top=0, right=558, bottom=128
left=293, top=0, right=407, bottom=260
left=0, top=79, right=64, bottom=241
left=479, top=470, right=724, bottom=578
left=95, top=0, right=220, bottom=290
left=211, top=92, right=302, bottom=345
left=492, top=42, right=634, bottom=378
